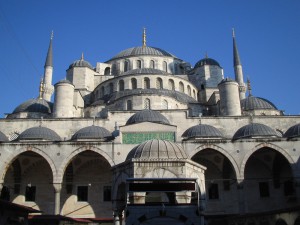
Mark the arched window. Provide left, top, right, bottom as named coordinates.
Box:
left=156, top=78, right=163, bottom=89
left=163, top=61, right=168, bottom=72
left=162, top=100, right=168, bottom=109
left=168, top=79, right=175, bottom=90
left=144, top=77, right=150, bottom=89
left=127, top=100, right=132, bottom=110
left=187, top=85, right=191, bottom=96
left=150, top=60, right=155, bottom=69
left=136, top=60, right=142, bottom=69
left=144, top=98, right=150, bottom=109
left=104, top=67, right=110, bottom=75
left=131, top=78, right=137, bottom=89
left=124, top=60, right=129, bottom=72
left=119, top=80, right=124, bottom=91
left=109, top=83, right=114, bottom=94
left=193, top=90, right=196, bottom=99
left=179, top=82, right=184, bottom=93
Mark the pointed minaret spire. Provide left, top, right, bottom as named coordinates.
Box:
left=142, top=28, right=147, bottom=47
left=42, top=31, right=54, bottom=101
left=232, top=28, right=246, bottom=100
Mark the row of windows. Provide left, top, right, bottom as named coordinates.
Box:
left=0, top=185, right=112, bottom=202
left=96, top=78, right=197, bottom=99
left=207, top=180, right=294, bottom=200
left=123, top=60, right=168, bottom=72
left=126, top=98, right=170, bottom=110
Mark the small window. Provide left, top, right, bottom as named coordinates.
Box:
left=208, top=183, right=219, bottom=200
left=150, top=60, right=155, bottom=69
left=156, top=78, right=163, bottom=89
left=259, top=182, right=270, bottom=198
left=179, top=82, right=184, bottom=93
left=104, top=67, right=110, bottom=75
left=127, top=100, right=132, bottom=110
left=163, top=61, right=167, bottom=72
left=25, top=186, right=36, bottom=202
left=162, top=100, right=168, bottom=109
left=77, top=186, right=88, bottom=202
left=103, top=186, right=112, bottom=201
left=136, top=60, right=142, bottom=69
left=168, top=79, right=175, bottom=91
left=193, top=90, right=196, bottom=98
left=119, top=80, right=124, bottom=91
left=124, top=61, right=129, bottom=72
left=144, top=98, right=150, bottom=109
left=131, top=78, right=137, bottom=89
left=144, top=78, right=150, bottom=89
left=187, top=85, right=191, bottom=96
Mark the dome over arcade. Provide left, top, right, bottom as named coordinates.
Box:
left=283, top=123, right=300, bottom=139
left=182, top=124, right=224, bottom=139
left=12, top=98, right=52, bottom=114
left=126, top=139, right=187, bottom=160
left=109, top=46, right=177, bottom=61
left=126, top=110, right=170, bottom=125
left=68, top=54, right=93, bottom=70
left=122, top=68, right=170, bottom=76
left=233, top=123, right=280, bottom=140
left=241, top=96, right=277, bottom=111
left=0, top=131, right=8, bottom=142
left=72, top=125, right=111, bottom=140
left=194, top=57, right=221, bottom=69
left=18, top=126, right=61, bottom=141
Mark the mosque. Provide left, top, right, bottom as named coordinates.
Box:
left=0, top=29, right=300, bottom=225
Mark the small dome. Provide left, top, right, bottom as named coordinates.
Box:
left=241, top=96, right=277, bottom=111
left=109, top=46, right=176, bottom=60
left=233, top=123, right=280, bottom=140
left=18, top=126, right=61, bottom=141
left=13, top=99, right=52, bottom=114
left=126, top=139, right=187, bottom=160
left=283, top=123, right=300, bottom=139
left=194, top=58, right=221, bottom=69
left=219, top=77, right=236, bottom=85
left=68, top=56, right=93, bottom=70
left=0, top=131, right=8, bottom=142
left=55, top=79, right=73, bottom=85
left=72, top=125, right=111, bottom=140
left=126, top=110, right=170, bottom=125
left=122, top=68, right=170, bottom=76
left=182, top=124, right=224, bottom=139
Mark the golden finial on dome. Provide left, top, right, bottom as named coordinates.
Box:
left=51, top=30, right=54, bottom=40
left=247, top=77, right=252, bottom=96
left=232, top=28, right=235, bottom=38
left=38, top=78, right=44, bottom=99
left=142, top=28, right=146, bottom=47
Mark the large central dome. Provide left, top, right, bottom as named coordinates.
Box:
left=109, top=46, right=177, bottom=60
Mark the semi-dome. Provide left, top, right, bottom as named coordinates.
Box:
left=109, top=46, right=177, bottom=60
left=283, top=123, right=300, bottom=139
left=233, top=123, right=280, bottom=140
left=182, top=124, right=224, bottom=139
left=194, top=57, right=221, bottom=69
left=18, top=126, right=61, bottom=141
left=0, top=131, right=8, bottom=142
left=68, top=55, right=93, bottom=70
left=13, top=98, right=52, bottom=114
left=72, top=125, right=111, bottom=140
left=126, top=139, right=187, bottom=160
left=122, top=68, right=170, bottom=76
left=241, top=96, right=277, bottom=111
left=126, top=110, right=170, bottom=125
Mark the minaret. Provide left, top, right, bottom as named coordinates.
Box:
left=142, top=28, right=146, bottom=47
left=232, top=28, right=246, bottom=100
left=42, top=31, right=54, bottom=101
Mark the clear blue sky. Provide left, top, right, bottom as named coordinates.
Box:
left=0, top=0, right=300, bottom=116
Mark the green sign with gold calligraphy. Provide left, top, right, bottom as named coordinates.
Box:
left=123, top=132, right=175, bottom=144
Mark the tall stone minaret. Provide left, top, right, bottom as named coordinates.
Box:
left=233, top=29, right=246, bottom=100
left=42, top=32, right=54, bottom=101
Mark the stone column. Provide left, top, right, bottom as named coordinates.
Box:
left=53, top=183, right=62, bottom=215
left=113, top=210, right=120, bottom=225
left=237, top=179, right=245, bottom=214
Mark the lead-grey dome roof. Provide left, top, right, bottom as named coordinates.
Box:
left=283, top=123, right=300, bottom=139
left=126, top=139, right=187, bottom=160
left=241, top=96, right=277, bottom=111
left=109, top=46, right=177, bottom=60
left=194, top=58, right=221, bottom=68
left=13, top=99, right=52, bottom=114
left=68, top=58, right=93, bottom=70
left=0, top=131, right=8, bottom=142
left=126, top=110, right=170, bottom=125
left=72, top=125, right=111, bottom=140
left=122, top=68, right=170, bottom=76
left=18, top=126, right=61, bottom=141
left=182, top=124, right=224, bottom=139
left=233, top=123, right=280, bottom=140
